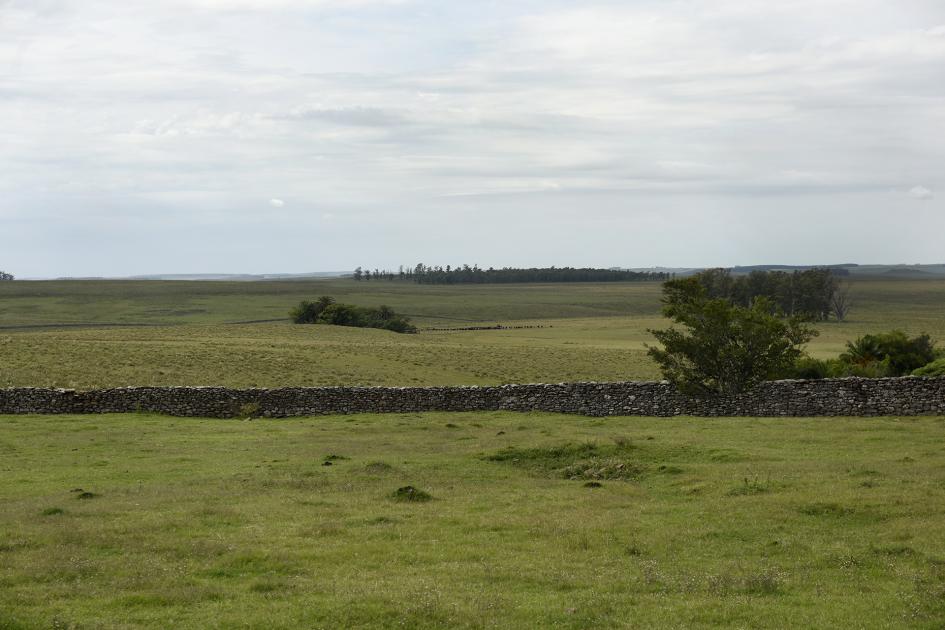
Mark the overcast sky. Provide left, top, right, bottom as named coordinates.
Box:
left=1, top=0, right=943, bottom=277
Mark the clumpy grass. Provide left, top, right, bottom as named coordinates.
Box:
left=798, top=502, right=855, bottom=517
left=236, top=402, right=261, bottom=419
left=706, top=567, right=786, bottom=596
left=363, top=462, right=395, bottom=474
left=726, top=472, right=773, bottom=496
left=484, top=441, right=643, bottom=480
left=559, top=457, right=644, bottom=481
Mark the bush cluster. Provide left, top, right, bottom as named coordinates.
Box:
left=290, top=296, right=417, bottom=334
left=791, top=330, right=941, bottom=378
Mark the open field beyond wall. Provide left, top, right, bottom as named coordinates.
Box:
left=1, top=412, right=944, bottom=628
left=1, top=277, right=945, bottom=388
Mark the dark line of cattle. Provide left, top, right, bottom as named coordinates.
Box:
left=421, top=324, right=550, bottom=332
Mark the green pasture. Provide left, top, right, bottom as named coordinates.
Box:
left=1, top=277, right=944, bottom=388
left=0, top=279, right=665, bottom=327
left=1, top=412, right=944, bottom=628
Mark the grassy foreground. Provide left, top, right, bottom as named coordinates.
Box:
left=2, top=412, right=944, bottom=628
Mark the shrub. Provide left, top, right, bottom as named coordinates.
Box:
left=827, top=358, right=892, bottom=378
left=289, top=296, right=335, bottom=324
left=841, top=330, right=936, bottom=376
left=913, top=358, right=945, bottom=377
left=791, top=357, right=830, bottom=379
left=314, top=302, right=416, bottom=333
left=290, top=297, right=416, bottom=333
left=792, top=331, right=939, bottom=379
left=791, top=356, right=892, bottom=379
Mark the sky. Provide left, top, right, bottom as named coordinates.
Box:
left=1, top=0, right=943, bottom=277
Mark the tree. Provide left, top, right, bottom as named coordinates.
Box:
left=830, top=281, right=852, bottom=322
left=647, top=278, right=817, bottom=396
left=0, top=271, right=13, bottom=281
left=353, top=267, right=363, bottom=281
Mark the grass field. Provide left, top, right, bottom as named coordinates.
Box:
left=2, top=412, right=944, bottom=628
left=0, top=279, right=666, bottom=327
left=1, top=277, right=945, bottom=388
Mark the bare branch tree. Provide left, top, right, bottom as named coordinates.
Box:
left=830, top=281, right=852, bottom=322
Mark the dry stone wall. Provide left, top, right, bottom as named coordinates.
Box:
left=1, top=377, right=944, bottom=418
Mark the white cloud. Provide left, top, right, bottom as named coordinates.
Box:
left=269, top=198, right=285, bottom=207
left=909, top=185, right=934, bottom=200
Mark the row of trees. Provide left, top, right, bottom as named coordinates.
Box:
left=690, top=268, right=851, bottom=321
left=0, top=271, right=13, bottom=281
left=290, top=296, right=417, bottom=334
left=353, top=264, right=669, bottom=284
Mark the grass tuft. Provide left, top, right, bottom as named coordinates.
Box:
left=485, top=442, right=643, bottom=480
left=798, top=502, right=854, bottom=517
left=390, top=486, right=432, bottom=502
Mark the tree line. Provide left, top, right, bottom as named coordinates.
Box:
left=353, top=264, right=669, bottom=284
left=0, top=271, right=13, bottom=281
left=688, top=267, right=851, bottom=322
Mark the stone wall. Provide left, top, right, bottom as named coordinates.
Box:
left=1, top=377, right=944, bottom=418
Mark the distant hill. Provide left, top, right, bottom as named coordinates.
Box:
left=730, top=264, right=857, bottom=274
left=845, top=265, right=945, bottom=278
left=879, top=268, right=936, bottom=277
left=123, top=272, right=350, bottom=281
left=626, top=264, right=945, bottom=278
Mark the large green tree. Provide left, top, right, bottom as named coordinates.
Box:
left=648, top=278, right=817, bottom=396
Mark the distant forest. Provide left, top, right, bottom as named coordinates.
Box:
left=352, top=265, right=669, bottom=284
